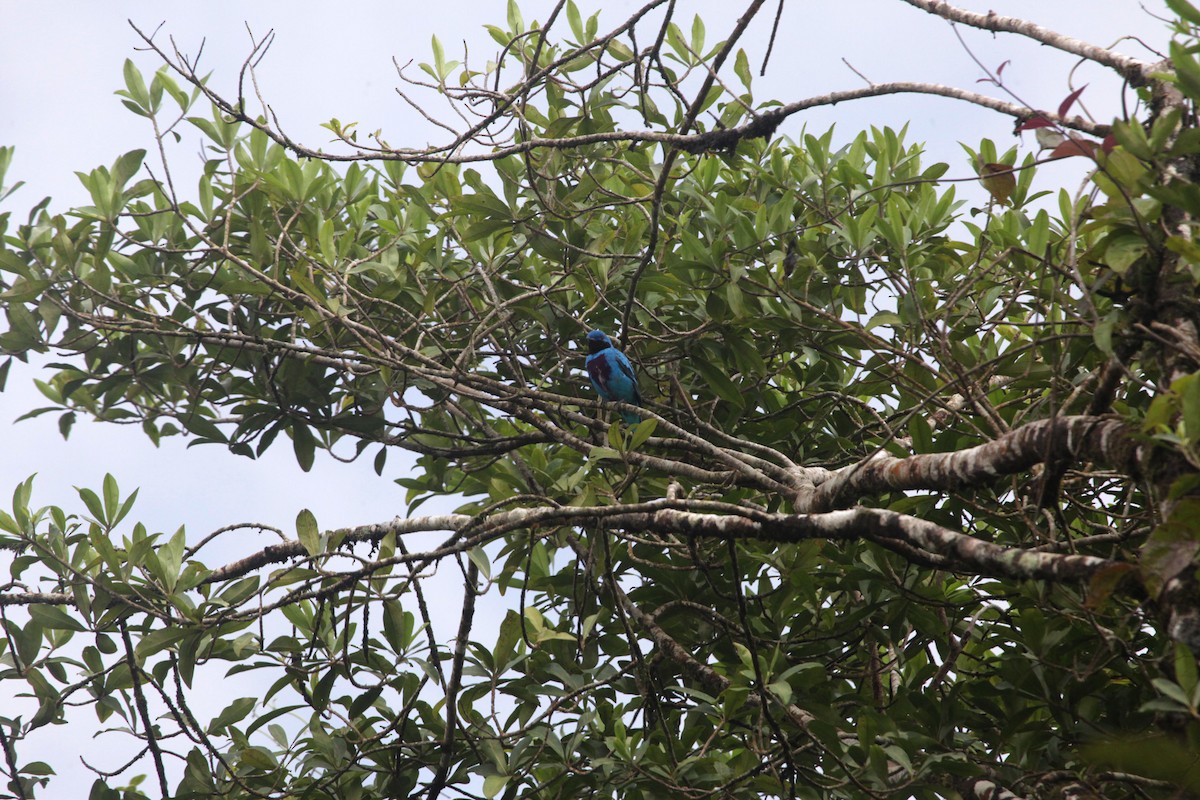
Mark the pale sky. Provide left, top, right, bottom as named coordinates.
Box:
left=0, top=1, right=1173, bottom=793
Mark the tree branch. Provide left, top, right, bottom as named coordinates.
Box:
left=127, top=13, right=1118, bottom=173
left=899, top=0, right=1153, bottom=85
left=606, top=505, right=1117, bottom=582
left=802, top=415, right=1148, bottom=512
left=118, top=619, right=169, bottom=798
left=0, top=591, right=72, bottom=607
left=424, top=560, right=478, bottom=800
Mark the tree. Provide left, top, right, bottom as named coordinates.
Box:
left=1, top=1, right=1200, bottom=797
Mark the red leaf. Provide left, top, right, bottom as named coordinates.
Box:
left=1015, top=114, right=1054, bottom=132
left=1141, top=538, right=1200, bottom=600
left=1085, top=563, right=1135, bottom=610
left=996, top=60, right=1011, bottom=79
left=1049, top=137, right=1099, bottom=159
left=1102, top=133, right=1117, bottom=154
left=1057, top=84, right=1088, bottom=118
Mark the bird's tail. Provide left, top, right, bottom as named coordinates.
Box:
left=620, top=410, right=641, bottom=425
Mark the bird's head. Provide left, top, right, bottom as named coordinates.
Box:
left=586, top=329, right=612, bottom=354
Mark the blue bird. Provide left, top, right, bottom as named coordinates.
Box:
left=585, top=329, right=642, bottom=424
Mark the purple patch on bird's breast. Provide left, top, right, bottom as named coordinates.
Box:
left=587, top=357, right=611, bottom=390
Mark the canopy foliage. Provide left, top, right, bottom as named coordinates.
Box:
left=2, top=2, right=1200, bottom=798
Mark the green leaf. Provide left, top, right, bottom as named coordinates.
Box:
left=431, top=35, right=446, bottom=79
left=1151, top=676, right=1193, bottom=708
left=566, top=0, right=584, bottom=41
left=1183, top=372, right=1200, bottom=443
left=734, top=48, right=752, bottom=90
left=19, top=762, right=53, bottom=777
left=318, top=218, right=336, bottom=265
left=1082, top=735, right=1200, bottom=791
left=382, top=601, right=415, bottom=653
left=292, top=423, right=316, bottom=472
left=209, top=697, right=257, bottom=734
left=493, top=610, right=522, bottom=668
left=665, top=22, right=688, bottom=62
left=77, top=487, right=106, bottom=524
left=629, top=418, right=657, bottom=449
left=1094, top=313, right=1116, bottom=355
left=296, top=508, right=320, bottom=557
left=507, top=0, right=524, bottom=34
left=909, top=415, right=933, bottom=453
left=1104, top=232, right=1148, bottom=274
left=589, top=446, right=621, bottom=462
left=1174, top=643, right=1198, bottom=699
left=102, top=473, right=120, bottom=524
left=134, top=626, right=192, bottom=662
left=606, top=420, right=626, bottom=451
left=1176, top=38, right=1200, bottom=100
left=692, top=359, right=745, bottom=411
left=1167, top=0, right=1200, bottom=25
left=239, top=747, right=277, bottom=770
left=28, top=604, right=85, bottom=633
left=468, top=546, right=492, bottom=581
left=690, top=14, right=706, bottom=56
left=483, top=774, right=508, bottom=799
left=112, top=150, right=146, bottom=190
left=121, top=59, right=151, bottom=111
